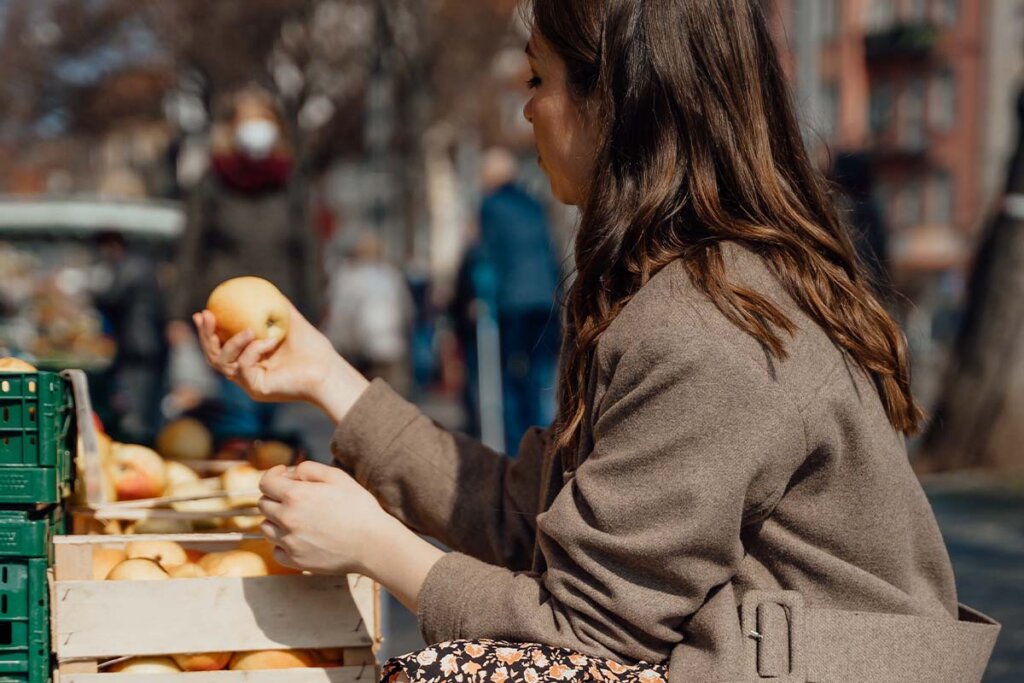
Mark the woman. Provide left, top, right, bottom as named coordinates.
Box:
left=171, top=88, right=322, bottom=437
left=195, top=1, right=999, bottom=681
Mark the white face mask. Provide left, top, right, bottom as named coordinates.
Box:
left=234, top=119, right=279, bottom=159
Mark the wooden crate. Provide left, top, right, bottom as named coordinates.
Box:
left=50, top=533, right=381, bottom=682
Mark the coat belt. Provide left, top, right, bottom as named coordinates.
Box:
left=739, top=590, right=1001, bottom=682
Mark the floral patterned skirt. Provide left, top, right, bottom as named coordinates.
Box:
left=380, top=639, right=668, bottom=683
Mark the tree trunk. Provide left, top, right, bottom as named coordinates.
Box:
left=920, top=88, right=1024, bottom=472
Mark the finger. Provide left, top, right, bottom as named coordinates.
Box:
left=257, top=496, right=286, bottom=524
left=273, top=546, right=299, bottom=569
left=193, top=312, right=219, bottom=357
left=260, top=518, right=286, bottom=544
left=237, top=337, right=283, bottom=374
left=258, top=467, right=293, bottom=500
left=292, top=460, right=345, bottom=485
left=218, top=330, right=256, bottom=366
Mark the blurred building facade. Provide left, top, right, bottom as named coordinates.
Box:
left=770, top=0, right=1024, bottom=268
left=768, top=0, right=1024, bottom=406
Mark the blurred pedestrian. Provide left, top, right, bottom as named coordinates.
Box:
left=324, top=231, right=414, bottom=396
left=477, top=147, right=562, bottom=455
left=92, top=231, right=167, bottom=443
left=830, top=151, right=891, bottom=297
left=167, top=87, right=322, bottom=439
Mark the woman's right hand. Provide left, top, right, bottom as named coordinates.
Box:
left=193, top=303, right=370, bottom=423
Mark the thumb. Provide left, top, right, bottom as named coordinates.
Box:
left=291, top=460, right=347, bottom=484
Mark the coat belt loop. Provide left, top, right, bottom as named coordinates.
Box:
left=740, top=590, right=807, bottom=683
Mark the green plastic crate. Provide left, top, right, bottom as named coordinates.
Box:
left=0, top=373, right=74, bottom=506
left=0, top=558, right=50, bottom=683
left=0, top=508, right=63, bottom=560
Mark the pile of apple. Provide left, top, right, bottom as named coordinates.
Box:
left=94, top=539, right=345, bottom=673
left=79, top=424, right=285, bottom=534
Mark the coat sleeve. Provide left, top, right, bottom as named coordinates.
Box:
left=330, top=379, right=549, bottom=571
left=414, top=326, right=805, bottom=665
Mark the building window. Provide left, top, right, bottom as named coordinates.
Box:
left=932, top=0, right=957, bottom=26
left=898, top=77, right=926, bottom=149
left=929, top=170, right=955, bottom=225
left=820, top=83, right=839, bottom=141
left=870, top=81, right=893, bottom=136
left=929, top=68, right=956, bottom=131
left=867, top=0, right=895, bottom=30
left=896, top=179, right=924, bottom=227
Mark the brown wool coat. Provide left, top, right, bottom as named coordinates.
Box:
left=331, top=243, right=997, bottom=682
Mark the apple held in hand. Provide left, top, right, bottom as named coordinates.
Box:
left=206, top=277, right=290, bottom=344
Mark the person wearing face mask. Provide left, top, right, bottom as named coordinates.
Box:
left=168, top=88, right=322, bottom=439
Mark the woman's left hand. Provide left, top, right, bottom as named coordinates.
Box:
left=258, top=461, right=393, bottom=575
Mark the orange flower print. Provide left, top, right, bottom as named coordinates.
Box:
left=462, top=661, right=483, bottom=676
left=490, top=666, right=510, bottom=683
left=569, top=654, right=589, bottom=667
left=387, top=671, right=411, bottom=683
left=415, top=648, right=438, bottom=666
left=524, top=666, right=540, bottom=683
left=588, top=664, right=606, bottom=680
left=548, top=663, right=578, bottom=680
left=606, top=660, right=629, bottom=674
left=638, top=669, right=666, bottom=683
left=440, top=654, right=459, bottom=676
left=464, top=643, right=486, bottom=659
left=495, top=648, right=524, bottom=665
left=531, top=650, right=550, bottom=667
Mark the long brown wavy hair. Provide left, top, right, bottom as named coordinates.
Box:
left=528, top=0, right=924, bottom=465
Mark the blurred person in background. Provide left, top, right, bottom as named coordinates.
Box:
left=167, top=87, right=322, bottom=440
left=830, top=151, right=891, bottom=299
left=324, top=231, right=414, bottom=396
left=92, top=230, right=167, bottom=443
left=476, top=147, right=562, bottom=455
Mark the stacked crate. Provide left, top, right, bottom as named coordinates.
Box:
left=0, top=371, right=74, bottom=683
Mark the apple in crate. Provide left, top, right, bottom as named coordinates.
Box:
left=125, top=540, right=188, bottom=570
left=206, top=276, right=291, bottom=344
left=91, top=548, right=127, bottom=581
left=106, top=558, right=169, bottom=581
left=0, top=358, right=37, bottom=372
left=109, top=443, right=167, bottom=500
left=110, top=656, right=181, bottom=673
left=164, top=460, right=200, bottom=488
left=156, top=417, right=213, bottom=461
left=168, top=562, right=207, bottom=578
left=229, top=649, right=315, bottom=670
left=222, top=463, right=264, bottom=507
left=173, top=651, right=231, bottom=671
left=198, top=550, right=269, bottom=577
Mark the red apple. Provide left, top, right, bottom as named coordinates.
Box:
left=109, top=443, right=167, bottom=501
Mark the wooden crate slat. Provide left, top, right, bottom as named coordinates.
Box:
left=62, top=667, right=373, bottom=682
left=55, top=575, right=374, bottom=659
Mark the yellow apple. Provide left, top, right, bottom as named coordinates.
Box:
left=206, top=276, right=291, bottom=344
left=125, top=540, right=188, bottom=569
left=106, top=558, right=169, bottom=581
left=198, top=550, right=268, bottom=578
left=251, top=440, right=295, bottom=470
left=92, top=547, right=127, bottom=580
left=156, top=418, right=213, bottom=461
left=164, top=460, right=200, bottom=489
left=167, top=562, right=207, bottom=579
left=222, top=464, right=263, bottom=508
left=238, top=538, right=301, bottom=576
left=221, top=514, right=264, bottom=532
left=0, top=358, right=37, bottom=372
left=173, top=652, right=231, bottom=671
left=229, top=649, right=314, bottom=670
left=109, top=656, right=181, bottom=673
left=109, top=443, right=167, bottom=500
